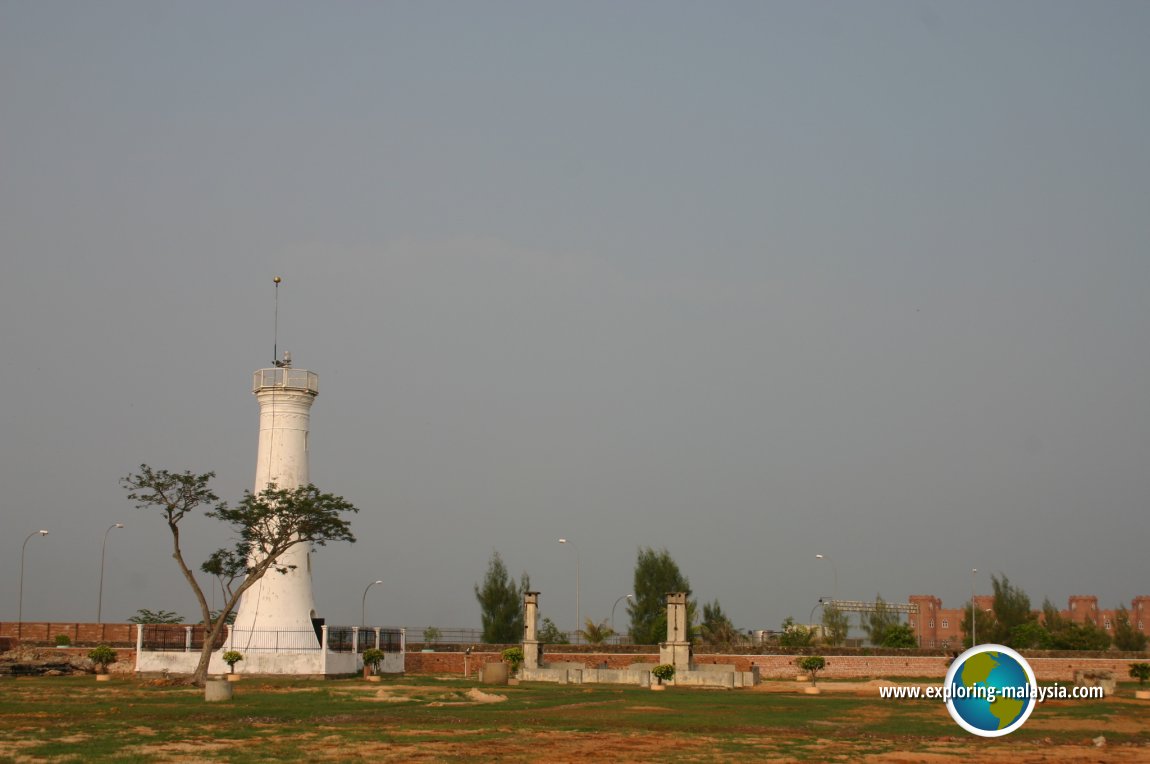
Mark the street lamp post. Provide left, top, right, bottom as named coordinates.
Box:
left=19, top=530, right=49, bottom=636
left=558, top=538, right=580, bottom=638
left=611, top=594, right=634, bottom=637
left=97, top=523, right=125, bottom=623
left=815, top=553, right=838, bottom=602
left=971, top=568, right=978, bottom=646
left=362, top=580, right=383, bottom=627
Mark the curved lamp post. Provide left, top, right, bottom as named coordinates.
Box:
left=558, top=538, right=580, bottom=637
left=362, top=579, right=383, bottom=627
left=19, top=530, right=49, bottom=634
left=809, top=599, right=826, bottom=634
left=611, top=593, right=634, bottom=637
left=97, top=523, right=125, bottom=623
left=815, top=553, right=838, bottom=602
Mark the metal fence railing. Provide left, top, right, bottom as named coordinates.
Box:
left=140, top=625, right=227, bottom=652
left=405, top=627, right=604, bottom=646
left=355, top=628, right=403, bottom=653
left=139, top=625, right=402, bottom=654
left=405, top=627, right=484, bottom=645
left=227, top=629, right=322, bottom=653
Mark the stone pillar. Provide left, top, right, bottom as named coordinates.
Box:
left=523, top=591, right=541, bottom=670
left=659, top=592, right=691, bottom=672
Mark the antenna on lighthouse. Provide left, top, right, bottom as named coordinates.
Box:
left=272, top=276, right=284, bottom=367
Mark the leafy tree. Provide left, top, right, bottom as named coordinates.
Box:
left=577, top=617, right=615, bottom=645
left=87, top=645, right=118, bottom=674
left=1113, top=607, right=1148, bottom=652
left=881, top=623, right=917, bottom=648
left=501, top=646, right=524, bottom=673
left=820, top=604, right=849, bottom=646
left=474, top=550, right=530, bottom=643
left=798, top=656, right=826, bottom=686
left=1048, top=620, right=1112, bottom=651
left=1010, top=621, right=1053, bottom=649
left=628, top=547, right=692, bottom=645
left=362, top=648, right=385, bottom=675
left=1129, top=663, right=1150, bottom=688
left=987, top=575, right=1035, bottom=644
left=961, top=575, right=1037, bottom=648
left=651, top=663, right=676, bottom=683
left=221, top=650, right=243, bottom=673
left=958, top=604, right=976, bottom=648
left=128, top=609, right=184, bottom=624
left=699, top=599, right=743, bottom=646
left=202, top=610, right=236, bottom=626
left=862, top=596, right=900, bottom=646
left=1036, top=596, right=1114, bottom=651
left=538, top=617, right=570, bottom=644
left=778, top=616, right=816, bottom=647
left=123, top=466, right=358, bottom=686
left=201, top=547, right=246, bottom=602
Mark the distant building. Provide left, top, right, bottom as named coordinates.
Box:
left=907, top=594, right=1150, bottom=648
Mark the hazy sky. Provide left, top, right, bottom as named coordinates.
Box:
left=2, top=1, right=1148, bottom=636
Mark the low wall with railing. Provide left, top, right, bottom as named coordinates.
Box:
left=134, top=625, right=405, bottom=676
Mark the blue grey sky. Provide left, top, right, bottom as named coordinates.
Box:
left=2, top=1, right=1148, bottom=634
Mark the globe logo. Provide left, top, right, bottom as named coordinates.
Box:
left=944, top=644, right=1037, bottom=737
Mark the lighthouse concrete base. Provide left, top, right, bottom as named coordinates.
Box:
left=135, top=649, right=404, bottom=677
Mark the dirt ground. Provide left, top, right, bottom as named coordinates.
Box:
left=124, top=680, right=1150, bottom=763
left=3, top=675, right=1147, bottom=762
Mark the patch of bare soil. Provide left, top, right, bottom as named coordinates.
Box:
left=464, top=688, right=506, bottom=703
left=1023, top=713, right=1148, bottom=735
left=300, top=730, right=724, bottom=762
left=861, top=744, right=1150, bottom=762
left=122, top=739, right=259, bottom=764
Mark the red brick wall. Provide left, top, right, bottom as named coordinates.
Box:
left=0, top=622, right=136, bottom=646
left=403, top=650, right=1148, bottom=682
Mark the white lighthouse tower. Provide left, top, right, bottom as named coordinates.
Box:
left=231, top=353, right=322, bottom=647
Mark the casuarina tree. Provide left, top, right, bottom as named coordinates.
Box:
left=628, top=547, right=692, bottom=645
left=474, top=550, right=530, bottom=643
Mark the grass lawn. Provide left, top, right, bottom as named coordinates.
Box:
left=1, top=675, right=1148, bottom=762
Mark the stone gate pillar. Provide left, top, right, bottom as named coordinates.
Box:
left=659, top=592, right=691, bottom=672
left=523, top=591, right=541, bottom=670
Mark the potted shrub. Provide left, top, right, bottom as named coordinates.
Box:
left=221, top=650, right=244, bottom=680
left=55, top=634, right=72, bottom=647
left=651, top=663, right=675, bottom=690
left=1130, top=663, right=1150, bottom=700
left=363, top=648, right=385, bottom=681
left=88, top=645, right=117, bottom=681
left=799, top=656, right=826, bottom=694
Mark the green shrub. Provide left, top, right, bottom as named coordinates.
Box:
left=221, top=651, right=244, bottom=672
left=362, top=648, right=385, bottom=673
left=501, top=646, right=524, bottom=673
left=1130, top=663, right=1150, bottom=688
left=87, top=645, right=117, bottom=673
left=54, top=634, right=72, bottom=647
left=798, top=656, right=827, bottom=686
left=652, top=664, right=676, bottom=682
